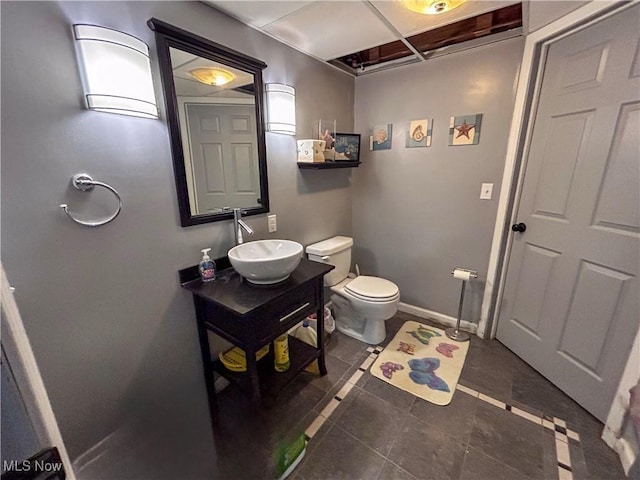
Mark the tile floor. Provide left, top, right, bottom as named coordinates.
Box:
left=211, top=311, right=628, bottom=480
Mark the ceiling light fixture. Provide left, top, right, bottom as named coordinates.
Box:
left=402, top=0, right=466, bottom=15
left=189, top=67, right=234, bottom=86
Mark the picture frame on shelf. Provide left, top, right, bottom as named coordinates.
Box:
left=333, top=133, right=361, bottom=161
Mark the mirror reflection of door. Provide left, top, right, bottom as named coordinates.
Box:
left=184, top=103, right=259, bottom=215
left=169, top=47, right=261, bottom=216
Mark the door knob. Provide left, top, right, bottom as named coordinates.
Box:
left=511, top=222, right=527, bottom=233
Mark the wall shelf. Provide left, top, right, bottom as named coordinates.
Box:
left=297, top=161, right=361, bottom=170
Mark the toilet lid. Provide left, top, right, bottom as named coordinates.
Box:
left=345, top=275, right=399, bottom=300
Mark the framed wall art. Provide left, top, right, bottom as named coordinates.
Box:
left=449, top=114, right=482, bottom=146
left=370, top=124, right=393, bottom=150
left=406, top=119, right=432, bottom=148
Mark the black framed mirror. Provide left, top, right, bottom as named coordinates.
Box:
left=148, top=18, right=269, bottom=226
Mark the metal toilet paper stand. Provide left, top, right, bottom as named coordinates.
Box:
left=446, top=268, right=478, bottom=342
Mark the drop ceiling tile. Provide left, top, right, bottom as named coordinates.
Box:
left=261, top=1, right=399, bottom=60
left=169, top=48, right=199, bottom=69
left=370, top=0, right=520, bottom=37
left=169, top=48, right=254, bottom=96
left=205, top=1, right=313, bottom=28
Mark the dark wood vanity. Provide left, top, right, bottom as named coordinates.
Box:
left=180, top=258, right=334, bottom=412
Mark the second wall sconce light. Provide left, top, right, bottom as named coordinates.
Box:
left=73, top=24, right=158, bottom=119
left=265, top=83, right=296, bottom=135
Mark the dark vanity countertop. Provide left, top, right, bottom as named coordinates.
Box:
left=180, top=257, right=334, bottom=317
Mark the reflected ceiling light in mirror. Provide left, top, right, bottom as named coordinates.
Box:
left=73, top=24, right=158, bottom=118
left=265, top=83, right=296, bottom=135
left=189, top=67, right=234, bottom=86
left=402, top=0, right=466, bottom=14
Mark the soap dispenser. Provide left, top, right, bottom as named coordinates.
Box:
left=199, top=248, right=217, bottom=283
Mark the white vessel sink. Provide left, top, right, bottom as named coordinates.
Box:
left=228, top=239, right=303, bottom=285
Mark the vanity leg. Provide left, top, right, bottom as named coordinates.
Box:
left=193, top=296, right=219, bottom=423
left=317, top=284, right=327, bottom=376
left=245, top=343, right=261, bottom=401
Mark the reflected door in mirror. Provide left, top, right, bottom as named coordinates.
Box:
left=183, top=103, right=260, bottom=215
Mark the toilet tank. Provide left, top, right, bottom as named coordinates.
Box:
left=306, top=236, right=354, bottom=286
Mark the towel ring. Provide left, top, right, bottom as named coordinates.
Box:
left=60, top=174, right=122, bottom=227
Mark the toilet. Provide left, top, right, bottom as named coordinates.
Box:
left=306, top=236, right=400, bottom=345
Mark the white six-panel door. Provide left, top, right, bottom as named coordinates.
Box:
left=497, top=4, right=640, bottom=422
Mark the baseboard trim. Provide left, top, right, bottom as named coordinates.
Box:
left=73, top=425, right=135, bottom=474
left=398, top=302, right=478, bottom=335
left=602, top=427, right=638, bottom=475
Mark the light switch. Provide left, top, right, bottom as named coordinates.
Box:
left=480, top=183, right=493, bottom=200
left=268, top=214, right=277, bottom=233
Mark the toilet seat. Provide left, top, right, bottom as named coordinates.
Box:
left=344, top=275, right=399, bottom=303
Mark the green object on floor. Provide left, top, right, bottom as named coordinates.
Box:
left=275, top=433, right=306, bottom=480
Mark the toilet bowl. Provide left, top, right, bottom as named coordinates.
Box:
left=305, top=236, right=400, bottom=345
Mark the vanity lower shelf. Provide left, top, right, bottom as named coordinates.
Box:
left=212, top=335, right=319, bottom=396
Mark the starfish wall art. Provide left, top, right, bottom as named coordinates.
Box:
left=449, top=114, right=483, bottom=146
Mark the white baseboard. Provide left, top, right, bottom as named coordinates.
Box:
left=398, top=302, right=478, bottom=335
left=73, top=424, right=136, bottom=474
left=603, top=427, right=638, bottom=475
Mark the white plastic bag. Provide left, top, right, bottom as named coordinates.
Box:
left=324, top=307, right=335, bottom=334
left=306, top=306, right=335, bottom=334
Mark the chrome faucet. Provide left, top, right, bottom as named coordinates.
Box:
left=233, top=208, right=254, bottom=245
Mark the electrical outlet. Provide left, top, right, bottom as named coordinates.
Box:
left=480, top=183, right=493, bottom=200
left=268, top=214, right=277, bottom=233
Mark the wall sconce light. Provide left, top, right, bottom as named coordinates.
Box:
left=402, top=0, right=466, bottom=14
left=265, top=83, right=296, bottom=135
left=73, top=24, right=158, bottom=119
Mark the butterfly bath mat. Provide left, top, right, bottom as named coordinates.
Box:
left=370, top=321, right=469, bottom=406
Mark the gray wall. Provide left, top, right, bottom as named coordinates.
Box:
left=1, top=0, right=354, bottom=464
left=1, top=347, right=41, bottom=470
left=352, top=37, right=524, bottom=323
left=525, top=1, right=590, bottom=34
